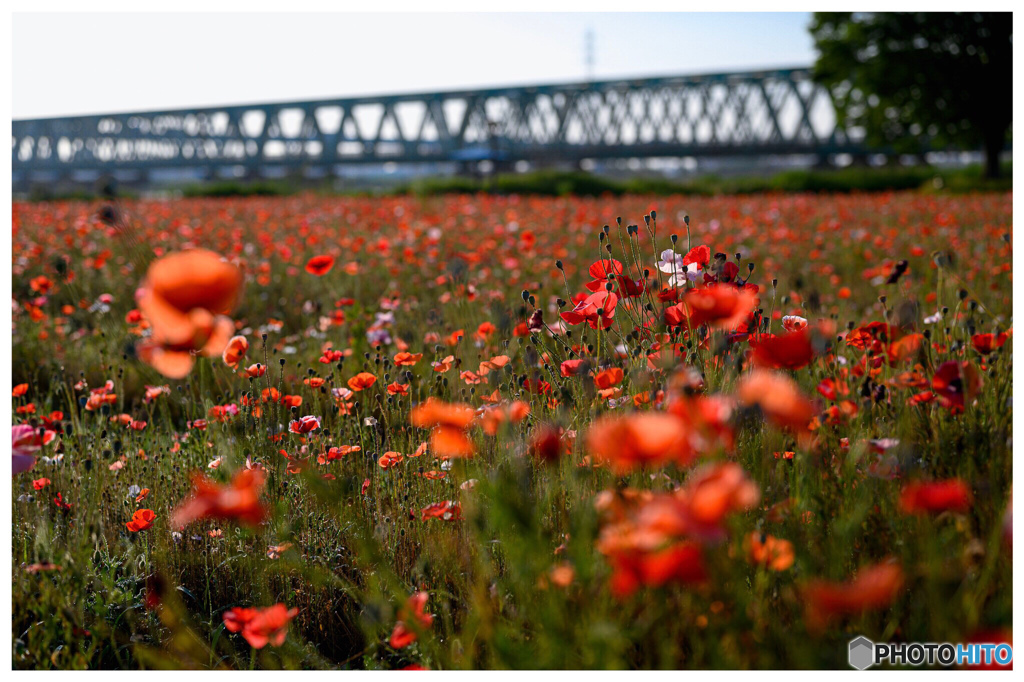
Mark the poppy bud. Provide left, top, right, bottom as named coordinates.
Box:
left=555, top=260, right=563, bottom=270
left=958, top=289, right=968, bottom=300
left=521, top=290, right=530, bottom=301
left=650, top=210, right=656, bottom=220
left=684, top=215, right=690, bottom=226
left=671, top=234, right=678, bottom=244
left=643, top=215, right=650, bottom=225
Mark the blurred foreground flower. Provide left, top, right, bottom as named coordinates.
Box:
left=13, top=424, right=44, bottom=475
left=136, top=249, right=242, bottom=379
left=223, top=604, right=299, bottom=648
left=389, top=592, right=433, bottom=649
left=410, top=399, right=476, bottom=458
left=171, top=469, right=268, bottom=529
left=803, top=560, right=904, bottom=631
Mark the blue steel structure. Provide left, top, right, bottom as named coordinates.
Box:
left=12, top=67, right=868, bottom=190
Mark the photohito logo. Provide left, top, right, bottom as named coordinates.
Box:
left=848, top=636, right=1013, bottom=669
left=848, top=636, right=874, bottom=670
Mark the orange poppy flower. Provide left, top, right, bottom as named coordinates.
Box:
left=221, top=335, right=249, bottom=368
left=745, top=532, right=795, bottom=571
left=393, top=352, right=423, bottom=367
left=347, top=372, right=377, bottom=391
left=386, top=382, right=409, bottom=396
left=432, top=355, right=455, bottom=372
left=478, top=354, right=511, bottom=375
left=594, top=367, right=624, bottom=390
left=378, top=451, right=404, bottom=469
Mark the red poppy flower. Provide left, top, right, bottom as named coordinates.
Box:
left=560, top=359, right=587, bottom=377
left=683, top=286, right=758, bottom=331
left=584, top=258, right=625, bottom=292
left=560, top=290, right=619, bottom=330
left=971, top=332, right=1009, bottom=354
left=126, top=508, right=157, bottom=532
left=305, top=254, right=335, bottom=276
left=932, top=361, right=982, bottom=412
left=289, top=415, right=321, bottom=434
left=420, top=500, right=462, bottom=521
left=750, top=328, right=815, bottom=370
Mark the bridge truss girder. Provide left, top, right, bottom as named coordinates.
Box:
left=12, top=67, right=867, bottom=188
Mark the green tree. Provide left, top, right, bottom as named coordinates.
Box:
left=810, top=12, right=1011, bottom=178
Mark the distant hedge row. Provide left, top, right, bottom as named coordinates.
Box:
left=399, top=164, right=1012, bottom=197
left=19, top=163, right=1011, bottom=202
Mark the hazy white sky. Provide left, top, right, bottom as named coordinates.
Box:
left=13, top=12, right=815, bottom=119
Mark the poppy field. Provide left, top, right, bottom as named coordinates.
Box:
left=10, top=190, right=1013, bottom=669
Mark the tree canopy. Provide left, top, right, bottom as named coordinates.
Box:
left=810, top=12, right=1011, bottom=177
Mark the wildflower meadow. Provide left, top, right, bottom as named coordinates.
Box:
left=10, top=190, right=1013, bottom=669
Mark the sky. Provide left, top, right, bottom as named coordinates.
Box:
left=13, top=12, right=816, bottom=119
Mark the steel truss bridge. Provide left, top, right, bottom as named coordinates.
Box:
left=13, top=67, right=870, bottom=190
